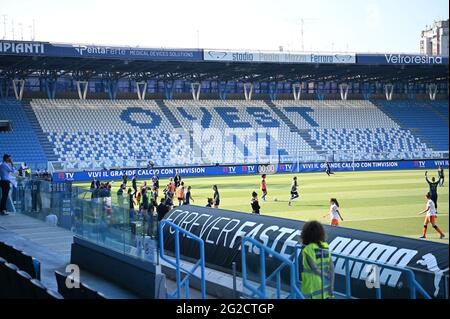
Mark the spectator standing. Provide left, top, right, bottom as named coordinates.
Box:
left=0, top=154, right=15, bottom=215
left=300, top=221, right=335, bottom=299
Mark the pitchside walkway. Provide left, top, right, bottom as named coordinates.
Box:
left=0, top=213, right=210, bottom=299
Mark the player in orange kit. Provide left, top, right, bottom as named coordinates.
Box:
left=418, top=193, right=445, bottom=239
left=261, top=174, right=267, bottom=201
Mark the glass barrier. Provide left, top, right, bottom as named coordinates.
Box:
left=11, top=177, right=159, bottom=265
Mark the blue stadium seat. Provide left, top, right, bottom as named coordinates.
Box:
left=2, top=98, right=447, bottom=167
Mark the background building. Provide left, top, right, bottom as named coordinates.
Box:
left=420, top=19, right=449, bottom=56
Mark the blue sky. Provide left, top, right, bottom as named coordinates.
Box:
left=0, top=0, right=448, bottom=53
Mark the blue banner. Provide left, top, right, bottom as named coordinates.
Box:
left=52, top=159, right=448, bottom=182
left=278, top=159, right=449, bottom=173
left=0, top=40, right=203, bottom=61
left=357, top=53, right=448, bottom=65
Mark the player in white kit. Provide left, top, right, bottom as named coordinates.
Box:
left=418, top=193, right=445, bottom=239
left=323, top=198, right=344, bottom=226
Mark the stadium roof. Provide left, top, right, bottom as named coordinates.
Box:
left=0, top=40, right=448, bottom=83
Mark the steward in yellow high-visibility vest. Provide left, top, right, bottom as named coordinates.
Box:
left=300, top=221, right=335, bottom=299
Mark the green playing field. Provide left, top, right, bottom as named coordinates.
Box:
left=75, top=168, right=449, bottom=242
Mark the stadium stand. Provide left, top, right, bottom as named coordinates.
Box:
left=0, top=99, right=48, bottom=167
left=1, top=98, right=447, bottom=169
left=29, top=99, right=193, bottom=169
left=0, top=245, right=61, bottom=299
left=374, top=100, right=449, bottom=151
left=0, top=241, right=41, bottom=279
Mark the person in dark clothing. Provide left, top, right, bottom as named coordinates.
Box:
left=251, top=191, right=260, bottom=214
left=325, top=161, right=334, bottom=176
left=31, top=179, right=42, bottom=212
left=184, top=186, right=194, bottom=205
left=117, top=183, right=125, bottom=207
left=128, top=188, right=135, bottom=220
left=212, top=185, right=220, bottom=208
left=132, top=175, right=138, bottom=197
left=206, top=198, right=213, bottom=207
left=151, top=186, right=158, bottom=207
left=157, top=198, right=170, bottom=221
left=425, top=171, right=441, bottom=213
left=152, top=174, right=159, bottom=189
left=122, top=173, right=128, bottom=186
left=142, top=187, right=151, bottom=214
left=438, top=166, right=445, bottom=187
left=174, top=172, right=182, bottom=188
left=288, top=177, right=300, bottom=206
left=95, top=179, right=101, bottom=189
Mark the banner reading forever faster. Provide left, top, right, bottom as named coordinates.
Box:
left=162, top=205, right=449, bottom=299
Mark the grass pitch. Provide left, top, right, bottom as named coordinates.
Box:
left=75, top=169, right=448, bottom=242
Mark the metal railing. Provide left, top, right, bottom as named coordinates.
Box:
left=241, top=236, right=304, bottom=299
left=159, top=220, right=206, bottom=299
left=292, top=245, right=433, bottom=299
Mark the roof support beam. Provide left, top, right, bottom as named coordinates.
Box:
left=384, top=83, right=394, bottom=101
left=76, top=81, right=88, bottom=100
left=292, top=82, right=302, bottom=101
left=191, top=82, right=201, bottom=101
left=339, top=83, right=349, bottom=101
left=136, top=81, right=147, bottom=100
left=244, top=82, right=253, bottom=101
left=428, top=83, right=437, bottom=101
left=12, top=78, right=25, bottom=100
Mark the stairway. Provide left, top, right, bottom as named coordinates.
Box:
left=297, top=129, right=323, bottom=151
left=265, top=100, right=300, bottom=133
left=265, top=101, right=323, bottom=152
left=155, top=100, right=182, bottom=129
left=425, top=103, right=448, bottom=122
left=21, top=101, right=59, bottom=162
